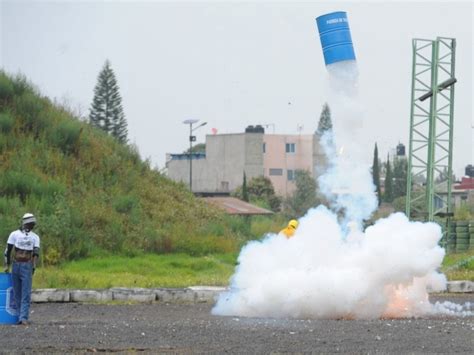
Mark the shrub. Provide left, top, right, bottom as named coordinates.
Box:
left=0, top=170, right=39, bottom=203
left=11, top=73, right=34, bottom=96
left=139, top=227, right=167, bottom=253
left=14, top=93, right=49, bottom=136
left=0, top=112, right=14, bottom=133
left=97, top=220, right=125, bottom=253
left=226, top=215, right=251, bottom=236
left=250, top=215, right=285, bottom=239
left=43, top=246, right=61, bottom=265
left=198, top=221, right=226, bottom=237
left=0, top=72, right=14, bottom=101
left=454, top=204, right=472, bottom=221
left=39, top=196, right=92, bottom=263
left=48, top=119, right=83, bottom=155
left=113, top=195, right=138, bottom=214
left=0, top=197, right=23, bottom=243
left=37, top=179, right=67, bottom=198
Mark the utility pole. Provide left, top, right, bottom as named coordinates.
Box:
left=183, top=119, right=207, bottom=192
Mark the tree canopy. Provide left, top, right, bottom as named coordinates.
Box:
left=372, top=143, right=382, bottom=206
left=284, top=170, right=318, bottom=218
left=384, top=154, right=394, bottom=203
left=184, top=143, right=206, bottom=154
left=232, top=175, right=281, bottom=212
left=392, top=156, right=407, bottom=199
left=316, top=103, right=333, bottom=135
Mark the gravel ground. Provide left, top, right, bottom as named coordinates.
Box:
left=0, top=294, right=472, bottom=354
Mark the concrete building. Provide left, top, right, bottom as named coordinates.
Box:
left=435, top=177, right=474, bottom=209
left=166, top=126, right=326, bottom=198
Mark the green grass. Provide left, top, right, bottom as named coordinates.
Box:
left=441, top=251, right=474, bottom=281
left=33, top=253, right=238, bottom=289
left=33, top=249, right=474, bottom=290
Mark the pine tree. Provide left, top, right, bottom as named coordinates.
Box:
left=111, top=105, right=128, bottom=144
left=393, top=157, right=407, bottom=199
left=316, top=103, right=333, bottom=135
left=89, top=60, right=128, bottom=143
left=242, top=172, right=249, bottom=202
left=372, top=143, right=382, bottom=206
left=384, top=154, right=394, bottom=203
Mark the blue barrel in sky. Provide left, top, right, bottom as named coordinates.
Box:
left=316, top=11, right=356, bottom=66
left=0, top=273, right=18, bottom=325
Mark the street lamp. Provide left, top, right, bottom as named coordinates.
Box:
left=418, top=77, right=457, bottom=102
left=183, top=119, right=207, bottom=191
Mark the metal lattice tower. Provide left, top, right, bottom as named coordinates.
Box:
left=406, top=37, right=456, bottom=230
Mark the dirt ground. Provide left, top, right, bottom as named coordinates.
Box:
left=0, top=294, right=472, bottom=354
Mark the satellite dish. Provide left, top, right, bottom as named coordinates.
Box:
left=183, top=119, right=199, bottom=124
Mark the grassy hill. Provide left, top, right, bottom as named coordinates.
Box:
left=0, top=71, right=250, bottom=265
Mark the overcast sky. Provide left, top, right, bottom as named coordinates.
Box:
left=1, top=0, right=472, bottom=177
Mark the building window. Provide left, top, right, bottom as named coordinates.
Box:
left=285, top=143, right=296, bottom=153
left=269, top=168, right=283, bottom=176
left=263, top=143, right=266, bottom=153
left=434, top=196, right=444, bottom=209
left=287, top=169, right=295, bottom=181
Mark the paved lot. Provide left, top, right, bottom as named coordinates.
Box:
left=0, top=294, right=473, bottom=353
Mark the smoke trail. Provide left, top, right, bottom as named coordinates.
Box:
left=318, top=61, right=377, bottom=229
left=212, top=60, right=469, bottom=319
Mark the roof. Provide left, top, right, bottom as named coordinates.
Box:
left=169, top=152, right=206, bottom=160
left=201, top=197, right=273, bottom=216
left=454, top=177, right=474, bottom=190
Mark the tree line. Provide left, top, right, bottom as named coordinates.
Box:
left=372, top=143, right=408, bottom=205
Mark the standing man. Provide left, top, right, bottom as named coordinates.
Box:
left=3, top=213, right=40, bottom=325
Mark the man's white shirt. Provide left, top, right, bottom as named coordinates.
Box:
left=7, top=230, right=40, bottom=251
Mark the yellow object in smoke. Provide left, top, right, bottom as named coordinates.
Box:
left=280, top=219, right=299, bottom=239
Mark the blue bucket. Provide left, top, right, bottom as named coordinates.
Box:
left=316, top=11, right=356, bottom=65
left=0, top=273, right=18, bottom=324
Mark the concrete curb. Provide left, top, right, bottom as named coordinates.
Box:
left=31, top=281, right=473, bottom=304
left=32, top=286, right=228, bottom=304
left=446, top=280, right=474, bottom=293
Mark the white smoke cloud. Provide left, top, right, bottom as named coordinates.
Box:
left=212, top=209, right=449, bottom=319
left=431, top=301, right=473, bottom=317
left=212, top=59, right=470, bottom=319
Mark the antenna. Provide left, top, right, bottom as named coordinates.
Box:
left=262, top=123, right=275, bottom=133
